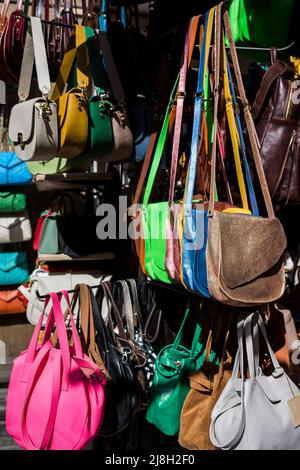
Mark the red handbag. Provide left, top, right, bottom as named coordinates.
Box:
left=0, top=0, right=28, bottom=85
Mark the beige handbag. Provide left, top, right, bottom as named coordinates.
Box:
left=0, top=213, right=32, bottom=243
left=179, top=314, right=232, bottom=450
left=205, top=10, right=287, bottom=307
left=8, top=17, right=58, bottom=162
left=98, top=32, right=133, bottom=162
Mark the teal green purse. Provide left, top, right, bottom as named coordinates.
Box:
left=0, top=192, right=26, bottom=213
left=146, top=304, right=216, bottom=436
left=38, top=212, right=64, bottom=254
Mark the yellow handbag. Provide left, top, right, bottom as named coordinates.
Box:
left=51, top=25, right=89, bottom=159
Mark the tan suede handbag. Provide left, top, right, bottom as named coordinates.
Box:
left=179, top=313, right=232, bottom=450
left=205, top=10, right=287, bottom=307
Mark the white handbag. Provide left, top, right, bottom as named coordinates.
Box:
left=0, top=214, right=32, bottom=243
left=8, top=17, right=58, bottom=162
left=19, top=269, right=111, bottom=325
left=209, top=312, right=300, bottom=450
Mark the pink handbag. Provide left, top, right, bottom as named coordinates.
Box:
left=5, top=291, right=106, bottom=450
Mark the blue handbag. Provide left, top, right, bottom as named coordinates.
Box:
left=181, top=9, right=259, bottom=298
left=0, top=252, right=29, bottom=285
left=0, top=152, right=32, bottom=186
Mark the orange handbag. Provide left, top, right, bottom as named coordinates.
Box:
left=0, top=290, right=26, bottom=314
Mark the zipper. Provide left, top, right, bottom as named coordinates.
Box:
left=284, top=81, right=293, bottom=119
left=271, top=129, right=296, bottom=199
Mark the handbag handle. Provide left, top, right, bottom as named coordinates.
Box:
left=99, top=0, right=109, bottom=32
left=225, top=54, right=259, bottom=216
left=18, top=16, right=51, bottom=101
left=84, top=26, right=110, bottom=96
left=98, top=30, right=125, bottom=104
left=223, top=9, right=275, bottom=218
left=182, top=9, right=214, bottom=213
left=51, top=24, right=89, bottom=101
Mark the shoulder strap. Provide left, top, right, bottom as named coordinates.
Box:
left=98, top=31, right=125, bottom=103
left=223, top=9, right=275, bottom=218
left=18, top=17, right=51, bottom=102
left=251, top=61, right=288, bottom=120
left=84, top=26, right=109, bottom=94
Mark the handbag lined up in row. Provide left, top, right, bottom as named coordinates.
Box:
left=132, top=5, right=287, bottom=308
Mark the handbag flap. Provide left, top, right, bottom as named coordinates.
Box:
left=9, top=98, right=42, bottom=143
left=214, top=212, right=287, bottom=289
left=0, top=252, right=28, bottom=272
left=0, top=290, right=19, bottom=302
left=37, top=274, right=73, bottom=295
left=58, top=89, right=82, bottom=130
left=0, top=152, right=24, bottom=170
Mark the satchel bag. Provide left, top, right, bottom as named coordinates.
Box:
left=209, top=312, right=300, bottom=450
left=179, top=313, right=232, bottom=450
left=51, top=25, right=89, bottom=159
left=97, top=31, right=133, bottom=162
left=0, top=152, right=32, bottom=185
left=0, top=0, right=28, bottom=85
left=0, top=213, right=32, bottom=243
left=81, top=26, right=114, bottom=160
left=0, top=290, right=26, bottom=314
left=249, top=54, right=300, bottom=205
left=205, top=12, right=287, bottom=307
left=8, top=17, right=58, bottom=162
left=0, top=192, right=26, bottom=213
left=6, top=291, right=106, bottom=450
left=20, top=269, right=110, bottom=325
left=146, top=303, right=212, bottom=436
left=0, top=252, right=29, bottom=286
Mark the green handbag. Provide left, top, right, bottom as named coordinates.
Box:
left=227, top=0, right=295, bottom=48
left=83, top=26, right=114, bottom=159
left=141, top=77, right=178, bottom=284
left=39, top=212, right=64, bottom=254
left=146, top=304, right=216, bottom=436
left=0, top=192, right=26, bottom=212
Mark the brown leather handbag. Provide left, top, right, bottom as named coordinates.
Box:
left=179, top=313, right=232, bottom=450
left=250, top=52, right=300, bottom=205
left=0, top=0, right=28, bottom=85
left=0, top=290, right=26, bottom=314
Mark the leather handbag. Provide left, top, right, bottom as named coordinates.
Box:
left=0, top=252, right=29, bottom=285
left=6, top=291, right=106, bottom=450
left=0, top=290, right=26, bottom=314
left=8, top=17, right=58, bottom=162
left=97, top=31, right=133, bottom=161
left=146, top=303, right=213, bottom=436
left=0, top=0, right=28, bottom=85
left=209, top=312, right=300, bottom=450
left=205, top=12, right=287, bottom=307
left=79, top=26, right=114, bottom=160
left=0, top=192, right=26, bottom=213
left=19, top=269, right=110, bottom=325
left=179, top=313, right=232, bottom=450
left=0, top=152, right=32, bottom=185
left=92, top=283, right=141, bottom=436
left=0, top=213, right=32, bottom=243
left=51, top=25, right=89, bottom=159
left=249, top=54, right=300, bottom=204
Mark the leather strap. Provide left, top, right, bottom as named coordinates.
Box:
left=222, top=32, right=249, bottom=211
left=84, top=26, right=108, bottom=94
left=168, top=19, right=191, bottom=203
left=18, top=17, right=51, bottom=101
left=184, top=9, right=214, bottom=212
left=51, top=25, right=89, bottom=100
left=251, top=60, right=287, bottom=120
left=98, top=31, right=125, bottom=103
left=130, top=16, right=201, bottom=212
left=223, top=9, right=275, bottom=218
left=208, top=4, right=222, bottom=215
